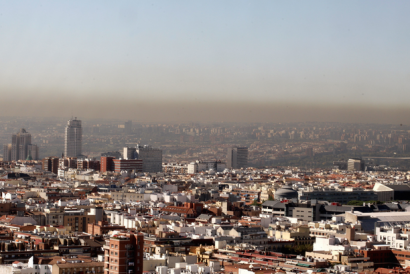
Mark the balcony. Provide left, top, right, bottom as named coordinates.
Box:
left=348, top=261, right=374, bottom=269
left=347, top=257, right=370, bottom=262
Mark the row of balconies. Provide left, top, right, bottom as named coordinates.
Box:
left=347, top=257, right=370, bottom=262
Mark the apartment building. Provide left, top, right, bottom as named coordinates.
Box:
left=104, top=233, right=144, bottom=274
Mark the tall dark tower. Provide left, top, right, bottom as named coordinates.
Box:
left=64, top=118, right=82, bottom=157
left=11, top=128, right=32, bottom=161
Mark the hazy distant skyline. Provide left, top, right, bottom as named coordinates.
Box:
left=1, top=1, right=410, bottom=122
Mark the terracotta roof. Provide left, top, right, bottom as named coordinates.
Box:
left=160, top=206, right=195, bottom=214
left=0, top=215, right=15, bottom=223
left=55, top=262, right=104, bottom=268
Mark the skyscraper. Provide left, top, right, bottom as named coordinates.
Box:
left=11, top=128, right=31, bottom=161
left=227, top=146, right=248, bottom=169
left=3, top=144, right=11, bottom=161
left=124, top=120, right=132, bottom=134
left=3, top=128, right=38, bottom=161
left=64, top=118, right=82, bottom=158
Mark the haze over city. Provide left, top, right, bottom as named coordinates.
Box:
left=1, top=1, right=410, bottom=123
left=4, top=2, right=410, bottom=273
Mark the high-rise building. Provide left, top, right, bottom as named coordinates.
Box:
left=227, top=146, right=248, bottom=169
left=124, top=120, right=132, bottom=134
left=64, top=118, right=82, bottom=158
left=27, top=144, right=39, bottom=160
left=135, top=145, right=162, bottom=173
left=59, top=157, right=78, bottom=169
left=3, top=144, right=11, bottom=161
left=77, top=159, right=100, bottom=171
left=42, top=157, right=60, bottom=174
left=4, top=128, right=38, bottom=161
left=101, top=156, right=115, bottom=173
left=12, top=128, right=31, bottom=161
left=123, top=147, right=137, bottom=160
left=347, top=158, right=365, bottom=171
left=104, top=233, right=144, bottom=274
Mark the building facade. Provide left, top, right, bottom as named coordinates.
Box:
left=227, top=146, right=248, bottom=169
left=113, top=159, right=143, bottom=173
left=187, top=160, right=226, bottom=174
left=135, top=145, right=162, bottom=173
left=63, top=208, right=96, bottom=232
left=64, top=118, right=82, bottom=158
left=104, top=233, right=144, bottom=274
left=123, top=147, right=137, bottom=160
left=347, top=158, right=365, bottom=171
left=3, top=144, right=12, bottom=161
left=3, top=128, right=39, bottom=161
left=42, top=157, right=60, bottom=174
left=298, top=187, right=378, bottom=204
left=101, top=156, right=115, bottom=173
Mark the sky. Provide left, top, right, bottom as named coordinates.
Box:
left=1, top=1, right=410, bottom=122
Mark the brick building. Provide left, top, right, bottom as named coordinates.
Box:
left=113, top=159, right=143, bottom=173
left=63, top=208, right=96, bottom=232
left=42, top=157, right=59, bottom=174
left=101, top=156, right=115, bottom=173
left=104, top=233, right=144, bottom=274
left=88, top=221, right=125, bottom=236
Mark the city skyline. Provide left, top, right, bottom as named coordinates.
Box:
left=1, top=1, right=410, bottom=267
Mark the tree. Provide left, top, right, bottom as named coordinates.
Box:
left=347, top=200, right=364, bottom=206
left=347, top=200, right=383, bottom=206
left=281, top=244, right=313, bottom=255
left=251, top=200, right=262, bottom=207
